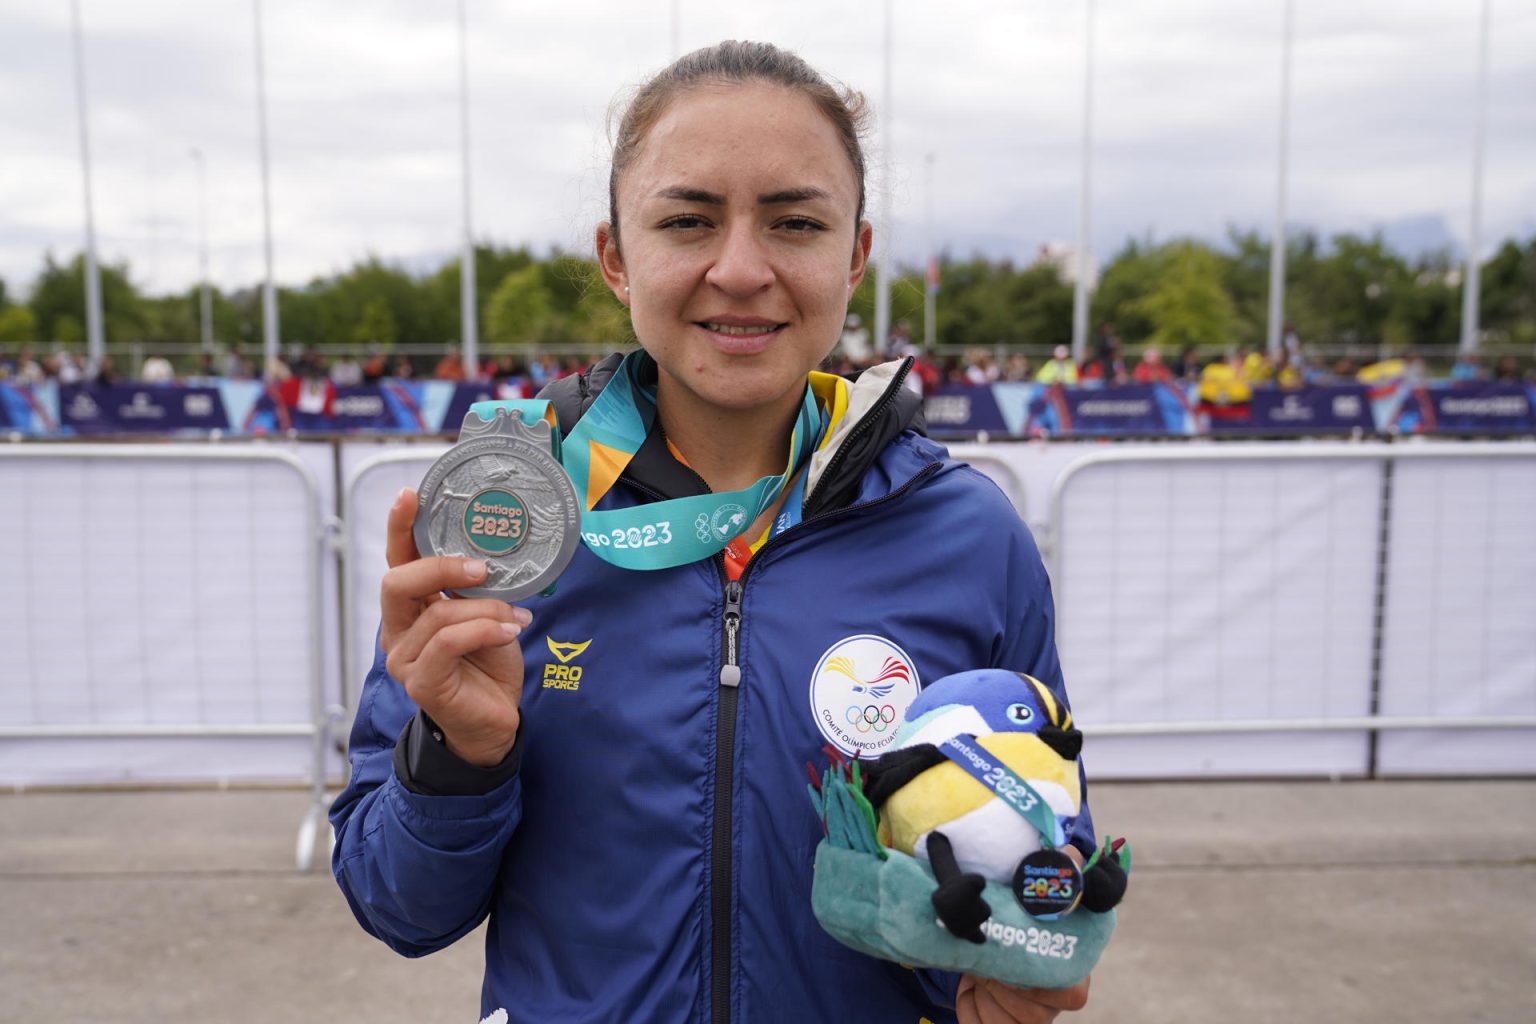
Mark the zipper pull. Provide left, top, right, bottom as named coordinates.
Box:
left=720, top=579, right=743, bottom=687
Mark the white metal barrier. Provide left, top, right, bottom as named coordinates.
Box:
left=0, top=445, right=335, bottom=870
left=338, top=445, right=450, bottom=718
left=1047, top=443, right=1536, bottom=778
left=5, top=438, right=1531, bottom=838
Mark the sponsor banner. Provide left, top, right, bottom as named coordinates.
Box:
left=1427, top=382, right=1536, bottom=434
left=1209, top=385, right=1374, bottom=436
left=1021, top=384, right=1180, bottom=437
left=440, top=382, right=506, bottom=435
left=58, top=383, right=231, bottom=434
left=0, top=381, right=52, bottom=433
left=991, top=382, right=1037, bottom=436
left=923, top=383, right=1008, bottom=434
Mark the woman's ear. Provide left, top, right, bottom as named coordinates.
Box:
left=596, top=222, right=628, bottom=305
left=848, top=220, right=873, bottom=295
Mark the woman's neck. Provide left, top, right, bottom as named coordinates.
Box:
left=655, top=377, right=805, bottom=494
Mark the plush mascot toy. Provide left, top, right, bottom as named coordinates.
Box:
left=807, top=669, right=1130, bottom=989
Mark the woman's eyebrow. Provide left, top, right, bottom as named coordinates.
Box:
left=758, top=187, right=832, bottom=205
left=653, top=186, right=834, bottom=206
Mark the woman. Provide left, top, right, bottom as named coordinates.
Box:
left=331, top=41, right=1097, bottom=1024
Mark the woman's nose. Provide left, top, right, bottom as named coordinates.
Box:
left=704, top=222, right=774, bottom=295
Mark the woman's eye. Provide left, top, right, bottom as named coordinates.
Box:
left=778, top=217, right=826, bottom=233
left=660, top=215, right=710, bottom=230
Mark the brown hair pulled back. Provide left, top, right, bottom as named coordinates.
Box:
left=608, top=40, right=871, bottom=243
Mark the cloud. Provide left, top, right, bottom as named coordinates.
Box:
left=1, top=0, right=1531, bottom=300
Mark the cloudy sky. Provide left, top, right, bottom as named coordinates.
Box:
left=2, top=0, right=1533, bottom=298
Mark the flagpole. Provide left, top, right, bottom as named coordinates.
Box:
left=457, top=0, right=478, bottom=377
left=874, top=0, right=895, bottom=357
left=1460, top=0, right=1491, bottom=354
left=252, top=0, right=280, bottom=378
left=68, top=0, right=105, bottom=368
left=923, top=152, right=936, bottom=351
left=1266, top=0, right=1294, bottom=359
left=1070, top=0, right=1096, bottom=364
left=191, top=147, right=213, bottom=354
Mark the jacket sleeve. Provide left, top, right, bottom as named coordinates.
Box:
left=328, top=634, right=524, bottom=957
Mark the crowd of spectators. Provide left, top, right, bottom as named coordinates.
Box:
left=3, top=329, right=1531, bottom=401
left=0, top=343, right=593, bottom=398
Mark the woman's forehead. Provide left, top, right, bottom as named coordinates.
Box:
left=619, top=83, right=858, bottom=207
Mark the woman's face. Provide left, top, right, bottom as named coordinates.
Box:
left=598, top=82, right=872, bottom=422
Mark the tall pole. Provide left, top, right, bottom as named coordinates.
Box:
left=68, top=0, right=105, bottom=368
left=1460, top=0, right=1491, bottom=355
left=874, top=0, right=894, bottom=357
left=923, top=152, right=936, bottom=351
left=1070, top=0, right=1096, bottom=364
left=457, top=0, right=478, bottom=377
left=191, top=148, right=213, bottom=354
left=252, top=0, right=280, bottom=377
left=1267, top=0, right=1294, bottom=359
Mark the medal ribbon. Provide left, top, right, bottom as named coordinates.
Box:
left=938, top=735, right=1066, bottom=849
left=469, top=351, right=822, bottom=570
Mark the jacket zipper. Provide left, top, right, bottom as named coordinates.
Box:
left=630, top=380, right=931, bottom=1024
left=705, top=461, right=938, bottom=1024
left=711, top=570, right=742, bottom=1024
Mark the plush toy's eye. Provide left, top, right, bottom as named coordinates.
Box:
left=1005, top=703, right=1035, bottom=724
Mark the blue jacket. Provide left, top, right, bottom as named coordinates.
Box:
left=331, top=357, right=1093, bottom=1023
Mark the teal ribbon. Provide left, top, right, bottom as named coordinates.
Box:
left=469, top=352, right=821, bottom=570
left=938, top=735, right=1067, bottom=849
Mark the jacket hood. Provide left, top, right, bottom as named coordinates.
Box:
left=537, top=351, right=927, bottom=515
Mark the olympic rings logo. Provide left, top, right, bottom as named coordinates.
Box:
left=845, top=703, right=897, bottom=733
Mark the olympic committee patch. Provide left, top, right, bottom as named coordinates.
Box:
left=809, top=634, right=921, bottom=757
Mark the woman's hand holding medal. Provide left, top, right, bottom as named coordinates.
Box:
left=380, top=486, right=530, bottom=768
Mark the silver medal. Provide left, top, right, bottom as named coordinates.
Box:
left=414, top=406, right=581, bottom=601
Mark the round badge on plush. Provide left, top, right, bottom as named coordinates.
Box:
left=806, top=669, right=1130, bottom=990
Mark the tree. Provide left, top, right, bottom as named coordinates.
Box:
left=485, top=264, right=555, bottom=345
left=353, top=298, right=399, bottom=348
left=1131, top=241, right=1239, bottom=351
left=0, top=304, right=37, bottom=343
left=1480, top=239, right=1536, bottom=345
left=27, top=253, right=146, bottom=344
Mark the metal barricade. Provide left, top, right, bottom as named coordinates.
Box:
left=337, top=446, right=449, bottom=719
left=0, top=445, right=334, bottom=870
left=1047, top=442, right=1536, bottom=777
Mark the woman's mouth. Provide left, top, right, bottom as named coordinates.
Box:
left=696, top=321, right=786, bottom=354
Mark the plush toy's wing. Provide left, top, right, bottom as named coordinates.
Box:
left=862, top=743, right=948, bottom=807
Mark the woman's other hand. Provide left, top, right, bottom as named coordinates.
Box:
left=955, top=974, right=1090, bottom=1024
left=956, top=843, right=1093, bottom=1023
left=379, top=487, right=529, bottom=767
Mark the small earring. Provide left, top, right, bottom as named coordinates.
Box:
left=624, top=285, right=630, bottom=292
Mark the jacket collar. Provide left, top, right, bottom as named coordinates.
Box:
left=538, top=351, right=927, bottom=513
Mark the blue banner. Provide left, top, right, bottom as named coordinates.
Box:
left=923, top=383, right=1007, bottom=434
left=1209, top=385, right=1374, bottom=436
left=7, top=379, right=1532, bottom=439
left=1428, top=382, right=1536, bottom=434
left=59, top=383, right=230, bottom=434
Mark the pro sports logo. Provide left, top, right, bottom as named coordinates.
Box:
left=808, top=634, right=921, bottom=756
left=543, top=637, right=591, bottom=691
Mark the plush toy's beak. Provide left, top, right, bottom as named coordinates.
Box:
left=1038, top=724, right=1083, bottom=762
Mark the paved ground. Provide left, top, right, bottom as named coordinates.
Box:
left=2, top=780, right=1533, bottom=1023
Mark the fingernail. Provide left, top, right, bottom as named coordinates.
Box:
left=463, top=559, right=486, bottom=580
left=395, top=486, right=411, bottom=506
left=511, top=607, right=533, bottom=627
left=500, top=622, right=523, bottom=640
